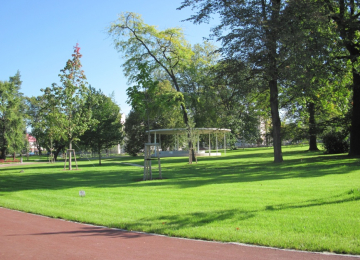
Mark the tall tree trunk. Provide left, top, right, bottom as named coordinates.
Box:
left=98, top=147, right=102, bottom=165
left=264, top=0, right=283, bottom=163
left=0, top=147, right=6, bottom=160
left=53, top=145, right=65, bottom=161
left=308, top=102, right=319, bottom=151
left=333, top=0, right=360, bottom=155
left=349, top=69, right=360, bottom=156
left=37, top=142, right=42, bottom=155
left=269, top=79, right=283, bottom=162
left=180, top=103, right=196, bottom=163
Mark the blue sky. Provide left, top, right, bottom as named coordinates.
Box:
left=0, top=0, right=217, bottom=116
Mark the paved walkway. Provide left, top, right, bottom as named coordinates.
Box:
left=0, top=161, right=46, bottom=167
left=1, top=208, right=359, bottom=260
left=121, top=162, right=144, bottom=167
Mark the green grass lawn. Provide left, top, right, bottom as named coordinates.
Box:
left=1, top=146, right=359, bottom=254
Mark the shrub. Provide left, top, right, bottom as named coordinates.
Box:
left=322, top=131, right=349, bottom=154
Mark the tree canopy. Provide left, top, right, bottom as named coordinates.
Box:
left=79, top=87, right=124, bottom=165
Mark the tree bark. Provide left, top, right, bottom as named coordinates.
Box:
left=349, top=69, right=360, bottom=156
left=98, top=148, right=102, bottom=165
left=330, top=0, right=360, bottom=156
left=53, top=145, right=65, bottom=161
left=0, top=147, right=6, bottom=160
left=37, top=143, right=42, bottom=155
left=269, top=79, right=283, bottom=162
left=308, top=102, right=319, bottom=151
left=264, top=0, right=283, bottom=163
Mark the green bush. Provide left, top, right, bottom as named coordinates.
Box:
left=322, top=131, right=349, bottom=154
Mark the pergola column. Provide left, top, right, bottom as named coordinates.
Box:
left=216, top=133, right=218, bottom=154
left=197, top=135, right=200, bottom=154
left=209, top=133, right=211, bottom=156
left=154, top=132, right=157, bottom=156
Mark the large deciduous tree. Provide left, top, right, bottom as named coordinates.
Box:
left=178, top=0, right=292, bottom=162
left=108, top=12, right=198, bottom=162
left=321, top=0, right=360, bottom=156
left=79, top=87, right=124, bottom=165
left=179, top=0, right=333, bottom=161
left=125, top=62, right=185, bottom=156
left=43, top=44, right=95, bottom=169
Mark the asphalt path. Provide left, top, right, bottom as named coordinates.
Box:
left=1, top=207, right=359, bottom=260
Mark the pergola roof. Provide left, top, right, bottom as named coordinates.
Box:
left=146, top=128, right=231, bottom=135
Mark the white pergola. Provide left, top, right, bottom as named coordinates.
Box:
left=146, top=128, right=231, bottom=157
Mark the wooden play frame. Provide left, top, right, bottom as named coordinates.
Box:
left=143, top=143, right=162, bottom=181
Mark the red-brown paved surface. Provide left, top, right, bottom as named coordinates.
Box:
left=0, top=207, right=359, bottom=260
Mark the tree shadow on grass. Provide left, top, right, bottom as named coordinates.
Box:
left=114, top=190, right=360, bottom=236
left=13, top=189, right=359, bottom=241
left=0, top=150, right=359, bottom=192
left=265, top=190, right=360, bottom=211
left=0, top=162, right=140, bottom=193
left=128, top=154, right=359, bottom=189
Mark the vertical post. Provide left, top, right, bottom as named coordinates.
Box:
left=159, top=134, right=161, bottom=155
left=157, top=145, right=162, bottom=179
left=197, top=134, right=200, bottom=153
left=149, top=145, right=152, bottom=180
left=224, top=133, right=226, bottom=155
left=69, top=142, right=72, bottom=170
left=216, top=133, right=218, bottom=155
left=64, top=152, right=67, bottom=170
left=144, top=144, right=147, bottom=180
left=154, top=132, right=157, bottom=156
left=209, top=133, right=211, bottom=156
left=73, top=150, right=78, bottom=170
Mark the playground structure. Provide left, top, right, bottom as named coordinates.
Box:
left=143, top=143, right=162, bottom=181
left=145, top=128, right=231, bottom=158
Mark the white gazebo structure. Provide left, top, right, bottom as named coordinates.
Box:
left=146, top=128, right=231, bottom=157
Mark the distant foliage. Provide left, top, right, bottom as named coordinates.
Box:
left=124, top=110, right=145, bottom=156
left=322, top=131, right=349, bottom=154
